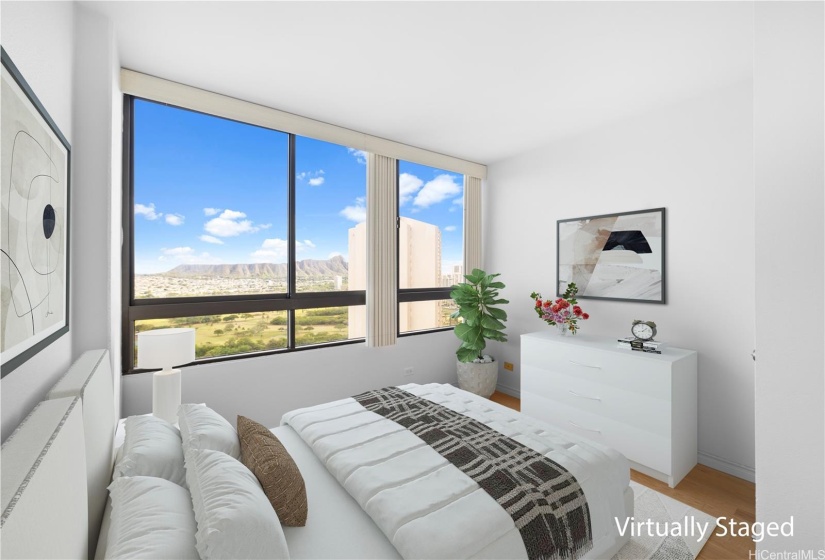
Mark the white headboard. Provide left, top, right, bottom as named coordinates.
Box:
left=1, top=349, right=115, bottom=560
left=1, top=397, right=89, bottom=559
left=47, top=349, right=115, bottom=558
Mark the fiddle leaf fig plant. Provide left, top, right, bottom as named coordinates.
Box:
left=450, top=268, right=508, bottom=363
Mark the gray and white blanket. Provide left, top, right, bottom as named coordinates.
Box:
left=282, top=383, right=629, bottom=560
left=354, top=387, right=592, bottom=559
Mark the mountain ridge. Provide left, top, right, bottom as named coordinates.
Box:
left=155, top=255, right=348, bottom=278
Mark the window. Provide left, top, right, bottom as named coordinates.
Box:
left=123, top=98, right=367, bottom=371
left=133, top=99, right=289, bottom=298
left=397, top=161, right=464, bottom=334
left=295, top=136, right=367, bottom=293
left=136, top=312, right=288, bottom=360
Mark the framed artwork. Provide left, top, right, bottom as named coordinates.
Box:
left=1, top=48, right=71, bottom=377
left=557, top=207, right=665, bottom=304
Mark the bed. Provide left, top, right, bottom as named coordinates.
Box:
left=1, top=352, right=633, bottom=560
left=1, top=349, right=114, bottom=559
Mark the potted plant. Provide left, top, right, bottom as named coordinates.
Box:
left=449, top=269, right=508, bottom=397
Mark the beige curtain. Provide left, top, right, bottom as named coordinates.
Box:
left=463, top=176, right=483, bottom=275
left=366, top=154, right=398, bottom=347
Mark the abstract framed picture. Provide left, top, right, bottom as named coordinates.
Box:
left=557, top=207, right=665, bottom=304
left=1, top=48, right=71, bottom=377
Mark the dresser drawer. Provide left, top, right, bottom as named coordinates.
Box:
left=521, top=333, right=697, bottom=487
left=522, top=391, right=671, bottom=475
left=521, top=364, right=671, bottom=437
left=523, top=342, right=671, bottom=400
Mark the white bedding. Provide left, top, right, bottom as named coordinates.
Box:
left=275, top=425, right=401, bottom=559
left=282, top=383, right=632, bottom=560
left=102, top=420, right=402, bottom=560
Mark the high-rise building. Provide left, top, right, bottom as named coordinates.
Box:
left=348, top=217, right=441, bottom=338
left=443, top=264, right=464, bottom=287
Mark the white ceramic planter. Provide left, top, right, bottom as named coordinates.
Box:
left=456, top=360, right=498, bottom=398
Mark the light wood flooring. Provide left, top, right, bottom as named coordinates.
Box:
left=489, top=391, right=756, bottom=559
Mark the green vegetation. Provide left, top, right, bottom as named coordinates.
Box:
left=450, top=269, right=508, bottom=363
left=135, top=307, right=353, bottom=363
left=135, top=301, right=460, bottom=366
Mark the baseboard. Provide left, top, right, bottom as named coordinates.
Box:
left=495, top=383, right=521, bottom=398
left=698, top=451, right=755, bottom=483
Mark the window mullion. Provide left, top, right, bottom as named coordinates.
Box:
left=122, top=95, right=135, bottom=372
left=396, top=161, right=400, bottom=336
left=288, top=133, right=297, bottom=349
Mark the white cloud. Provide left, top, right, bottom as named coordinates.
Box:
left=261, top=239, right=284, bottom=250
left=204, top=209, right=264, bottom=237
left=199, top=235, right=224, bottom=245
left=453, top=197, right=464, bottom=206
left=203, top=207, right=221, bottom=216
left=413, top=174, right=462, bottom=209
left=165, top=213, right=185, bottom=226
left=340, top=196, right=366, bottom=223
left=158, top=247, right=220, bottom=265
left=251, top=238, right=314, bottom=262
left=444, top=225, right=457, bottom=232
left=252, top=238, right=288, bottom=261
left=162, top=247, right=194, bottom=257
left=135, top=203, right=162, bottom=220
left=328, top=251, right=343, bottom=259
left=399, top=173, right=424, bottom=206
left=347, top=148, right=368, bottom=165
left=298, top=170, right=325, bottom=185
left=220, top=209, right=246, bottom=220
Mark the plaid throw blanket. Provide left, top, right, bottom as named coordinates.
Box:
left=353, top=387, right=593, bottom=560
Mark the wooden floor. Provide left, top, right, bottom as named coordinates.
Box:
left=490, top=391, right=756, bottom=559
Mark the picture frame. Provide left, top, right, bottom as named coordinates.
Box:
left=1, top=47, right=71, bottom=377
left=557, top=207, right=665, bottom=304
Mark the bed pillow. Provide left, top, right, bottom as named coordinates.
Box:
left=113, top=415, right=187, bottom=487
left=105, top=476, right=198, bottom=560
left=178, top=403, right=240, bottom=459
left=185, top=448, right=290, bottom=560
left=237, top=415, right=307, bottom=526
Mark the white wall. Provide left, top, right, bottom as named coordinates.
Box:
left=484, top=79, right=756, bottom=480
left=122, top=331, right=458, bottom=428
left=72, top=4, right=122, bottom=418
left=754, top=2, right=825, bottom=550
left=0, top=3, right=123, bottom=442
left=0, top=1, right=76, bottom=442
left=109, top=23, right=123, bottom=418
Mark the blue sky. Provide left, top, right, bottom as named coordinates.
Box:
left=134, top=99, right=464, bottom=275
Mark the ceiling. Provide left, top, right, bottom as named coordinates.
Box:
left=85, top=1, right=753, bottom=165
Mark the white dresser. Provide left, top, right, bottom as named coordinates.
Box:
left=521, top=331, right=697, bottom=488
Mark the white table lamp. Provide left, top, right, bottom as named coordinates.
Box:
left=137, top=328, right=195, bottom=424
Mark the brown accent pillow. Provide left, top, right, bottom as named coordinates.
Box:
left=237, top=415, right=308, bottom=526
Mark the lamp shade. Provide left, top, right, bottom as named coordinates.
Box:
left=137, top=328, right=195, bottom=370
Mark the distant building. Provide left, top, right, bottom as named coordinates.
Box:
left=334, top=275, right=343, bottom=290
left=443, top=264, right=464, bottom=287
left=348, top=217, right=441, bottom=338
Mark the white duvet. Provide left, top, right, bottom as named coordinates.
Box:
left=282, top=383, right=631, bottom=560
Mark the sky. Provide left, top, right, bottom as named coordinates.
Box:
left=133, top=99, right=464, bottom=275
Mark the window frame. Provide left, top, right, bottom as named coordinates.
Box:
left=121, top=95, right=366, bottom=373
left=395, top=161, right=459, bottom=337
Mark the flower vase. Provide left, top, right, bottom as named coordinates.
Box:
left=556, top=322, right=569, bottom=336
